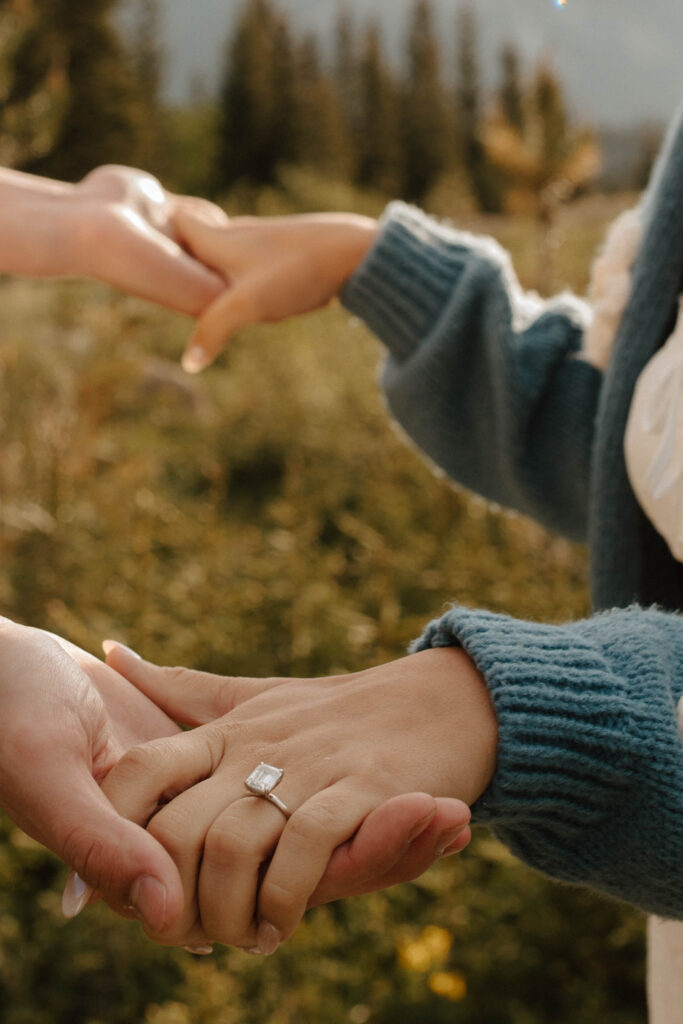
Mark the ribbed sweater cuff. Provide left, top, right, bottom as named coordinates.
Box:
left=341, top=201, right=501, bottom=365
left=412, top=604, right=683, bottom=918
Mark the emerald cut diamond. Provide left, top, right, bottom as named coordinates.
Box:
left=245, top=762, right=283, bottom=795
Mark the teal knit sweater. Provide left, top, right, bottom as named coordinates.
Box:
left=342, top=105, right=683, bottom=920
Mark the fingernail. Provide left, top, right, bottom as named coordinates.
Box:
left=255, top=921, right=281, bottom=956
left=102, top=639, right=141, bottom=659
left=62, top=871, right=93, bottom=919
left=407, top=808, right=437, bottom=843
left=184, top=945, right=214, bottom=956
left=129, top=875, right=167, bottom=932
left=435, top=824, right=469, bottom=858
left=181, top=346, right=210, bottom=374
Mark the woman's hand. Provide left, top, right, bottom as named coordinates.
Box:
left=171, top=207, right=379, bottom=372
left=0, top=618, right=186, bottom=933
left=0, top=164, right=226, bottom=315
left=67, top=166, right=226, bottom=314
left=101, top=643, right=497, bottom=953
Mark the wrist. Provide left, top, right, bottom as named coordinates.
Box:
left=0, top=185, right=78, bottom=278
left=410, top=646, right=498, bottom=806
left=333, top=215, right=379, bottom=288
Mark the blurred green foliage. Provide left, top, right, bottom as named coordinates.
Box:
left=0, top=194, right=646, bottom=1022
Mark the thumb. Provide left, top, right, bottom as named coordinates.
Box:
left=48, top=757, right=184, bottom=933
left=172, top=203, right=230, bottom=269
left=181, top=283, right=257, bottom=373
left=102, top=641, right=257, bottom=724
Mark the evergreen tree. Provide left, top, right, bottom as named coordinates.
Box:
left=268, top=14, right=300, bottom=169
left=354, top=25, right=399, bottom=194
left=294, top=33, right=350, bottom=176
left=25, top=0, right=141, bottom=180
left=216, top=1, right=350, bottom=191
left=399, top=0, right=449, bottom=202
left=0, top=0, right=66, bottom=168
left=333, top=3, right=358, bottom=170
left=455, top=2, right=501, bottom=211
left=127, top=0, right=165, bottom=175
left=215, top=0, right=281, bottom=188
left=130, top=0, right=162, bottom=104
left=499, top=43, right=524, bottom=133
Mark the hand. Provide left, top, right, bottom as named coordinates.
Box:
left=0, top=164, right=226, bottom=315
left=101, top=643, right=496, bottom=953
left=68, top=165, right=226, bottom=315
left=171, top=207, right=379, bottom=372
left=0, top=618, right=186, bottom=933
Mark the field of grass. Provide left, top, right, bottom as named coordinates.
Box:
left=0, top=192, right=647, bottom=1023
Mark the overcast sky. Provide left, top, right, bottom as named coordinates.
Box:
left=157, top=0, right=682, bottom=127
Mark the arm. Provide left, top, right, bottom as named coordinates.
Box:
left=414, top=603, right=683, bottom=919
left=342, top=203, right=602, bottom=540
left=172, top=203, right=602, bottom=539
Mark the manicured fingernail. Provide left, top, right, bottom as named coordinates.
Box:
left=129, top=876, right=167, bottom=932
left=62, top=871, right=93, bottom=919
left=407, top=808, right=437, bottom=843
left=102, top=639, right=141, bottom=659
left=435, top=824, right=469, bottom=858
left=255, top=921, right=281, bottom=956
left=181, top=346, right=210, bottom=374
left=184, top=945, right=214, bottom=956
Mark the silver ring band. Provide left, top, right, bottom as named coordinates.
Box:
left=263, top=791, right=290, bottom=818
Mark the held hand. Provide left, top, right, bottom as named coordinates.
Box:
left=101, top=643, right=496, bottom=952
left=0, top=618, right=185, bottom=934
left=171, top=207, right=379, bottom=372
left=69, top=165, right=226, bottom=315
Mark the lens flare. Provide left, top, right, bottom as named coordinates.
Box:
left=555, top=0, right=567, bottom=6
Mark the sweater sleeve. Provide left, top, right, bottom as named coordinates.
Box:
left=414, top=604, right=683, bottom=920
left=342, top=202, right=603, bottom=542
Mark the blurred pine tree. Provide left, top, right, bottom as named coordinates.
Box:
left=127, top=0, right=166, bottom=176
left=294, top=34, right=352, bottom=177
left=23, top=0, right=141, bottom=181
left=353, top=25, right=400, bottom=194
left=499, top=44, right=525, bottom=134
left=399, top=0, right=450, bottom=203
left=215, top=0, right=280, bottom=188
left=0, top=0, right=66, bottom=168
left=455, top=2, right=502, bottom=212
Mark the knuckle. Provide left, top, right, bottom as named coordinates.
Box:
left=116, top=742, right=158, bottom=775
left=261, top=875, right=299, bottom=912
left=147, top=805, right=190, bottom=860
left=287, top=801, right=337, bottom=847
left=204, top=814, right=256, bottom=866
left=62, top=825, right=119, bottom=896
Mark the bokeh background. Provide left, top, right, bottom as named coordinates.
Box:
left=0, top=1, right=675, bottom=1021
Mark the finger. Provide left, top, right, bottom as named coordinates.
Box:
left=100, top=730, right=223, bottom=945
left=256, top=778, right=388, bottom=949
left=38, top=753, right=185, bottom=934
left=172, top=194, right=230, bottom=228
left=100, top=729, right=219, bottom=831
left=104, top=206, right=225, bottom=316
left=102, top=641, right=285, bottom=724
left=198, top=795, right=290, bottom=948
left=181, top=283, right=258, bottom=373
left=172, top=204, right=234, bottom=270
left=310, top=796, right=471, bottom=907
